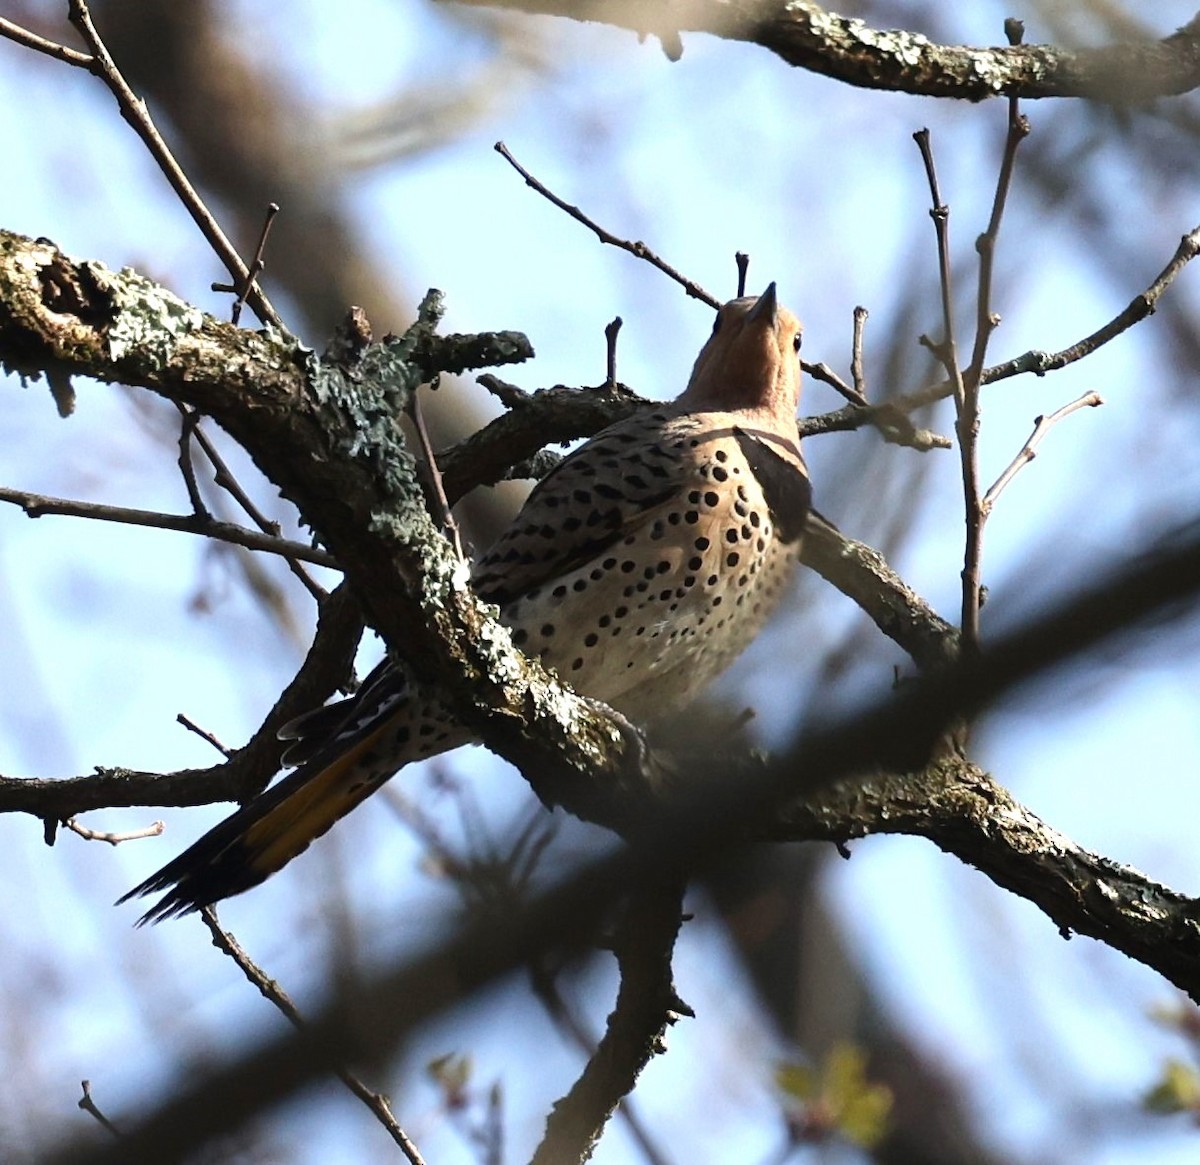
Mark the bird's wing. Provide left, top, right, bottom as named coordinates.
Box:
left=276, top=655, right=402, bottom=765
left=470, top=408, right=686, bottom=606
left=731, top=427, right=812, bottom=544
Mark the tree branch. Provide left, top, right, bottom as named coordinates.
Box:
left=445, top=1, right=1200, bottom=103
left=0, top=486, right=338, bottom=566
left=532, top=879, right=688, bottom=1165
left=777, top=760, right=1200, bottom=988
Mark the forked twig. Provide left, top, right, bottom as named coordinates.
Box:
left=178, top=410, right=328, bottom=599
left=982, top=391, right=1104, bottom=513
left=212, top=202, right=281, bottom=326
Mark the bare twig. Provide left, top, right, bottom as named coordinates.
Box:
left=913, top=128, right=977, bottom=651
left=0, top=486, right=337, bottom=567
left=175, top=407, right=210, bottom=518
left=850, top=305, right=869, bottom=399
left=78, top=1080, right=121, bottom=1138
left=65, top=818, right=164, bottom=846
left=63, top=1, right=283, bottom=329
left=604, top=316, right=622, bottom=388
left=407, top=391, right=464, bottom=559
left=982, top=391, right=1104, bottom=513
left=982, top=226, right=1200, bottom=381
left=176, top=714, right=234, bottom=758
left=953, top=28, right=1029, bottom=651
left=199, top=907, right=429, bottom=1165
left=965, top=21, right=1030, bottom=391
left=183, top=415, right=327, bottom=600
left=735, top=251, right=750, bottom=297
left=212, top=202, right=280, bottom=326
left=0, top=16, right=93, bottom=66
left=495, top=141, right=719, bottom=307
left=802, top=361, right=867, bottom=408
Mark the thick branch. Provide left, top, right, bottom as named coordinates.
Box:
left=0, top=229, right=654, bottom=830
left=446, top=1, right=1200, bottom=103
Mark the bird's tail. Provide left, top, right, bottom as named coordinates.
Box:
left=119, top=714, right=415, bottom=924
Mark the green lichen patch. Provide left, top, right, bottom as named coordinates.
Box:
left=85, top=262, right=203, bottom=366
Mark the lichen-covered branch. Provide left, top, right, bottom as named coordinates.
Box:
left=444, top=0, right=1200, bottom=103
left=0, top=228, right=648, bottom=829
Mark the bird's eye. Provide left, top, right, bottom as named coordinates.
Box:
left=792, top=332, right=803, bottom=354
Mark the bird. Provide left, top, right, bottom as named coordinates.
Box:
left=120, top=283, right=812, bottom=923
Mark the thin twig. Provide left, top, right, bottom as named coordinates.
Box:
left=964, top=21, right=1030, bottom=391
left=65, top=819, right=164, bottom=846
left=735, top=252, right=750, bottom=297
left=176, top=714, right=234, bottom=758
left=982, top=391, right=1104, bottom=513
left=0, top=16, right=93, bottom=66
left=199, top=907, right=429, bottom=1165
left=183, top=414, right=328, bottom=600
left=176, top=407, right=210, bottom=518
left=495, top=141, right=719, bottom=308
left=212, top=203, right=280, bottom=326
left=65, top=0, right=283, bottom=330
left=850, top=306, right=869, bottom=400
left=407, top=391, right=463, bottom=559
left=78, top=1081, right=121, bottom=1138
left=954, top=24, right=1029, bottom=651
left=802, top=361, right=868, bottom=408
left=0, top=486, right=338, bottom=567
left=604, top=316, right=622, bottom=388
left=913, top=128, right=977, bottom=651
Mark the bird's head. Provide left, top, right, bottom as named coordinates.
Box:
left=679, top=283, right=803, bottom=426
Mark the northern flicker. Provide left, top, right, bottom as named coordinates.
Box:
left=121, top=284, right=811, bottom=923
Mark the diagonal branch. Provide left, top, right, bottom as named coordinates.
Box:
left=446, top=0, right=1200, bottom=103
left=0, top=229, right=650, bottom=832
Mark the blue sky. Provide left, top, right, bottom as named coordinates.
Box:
left=3, top=1, right=1200, bottom=1161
